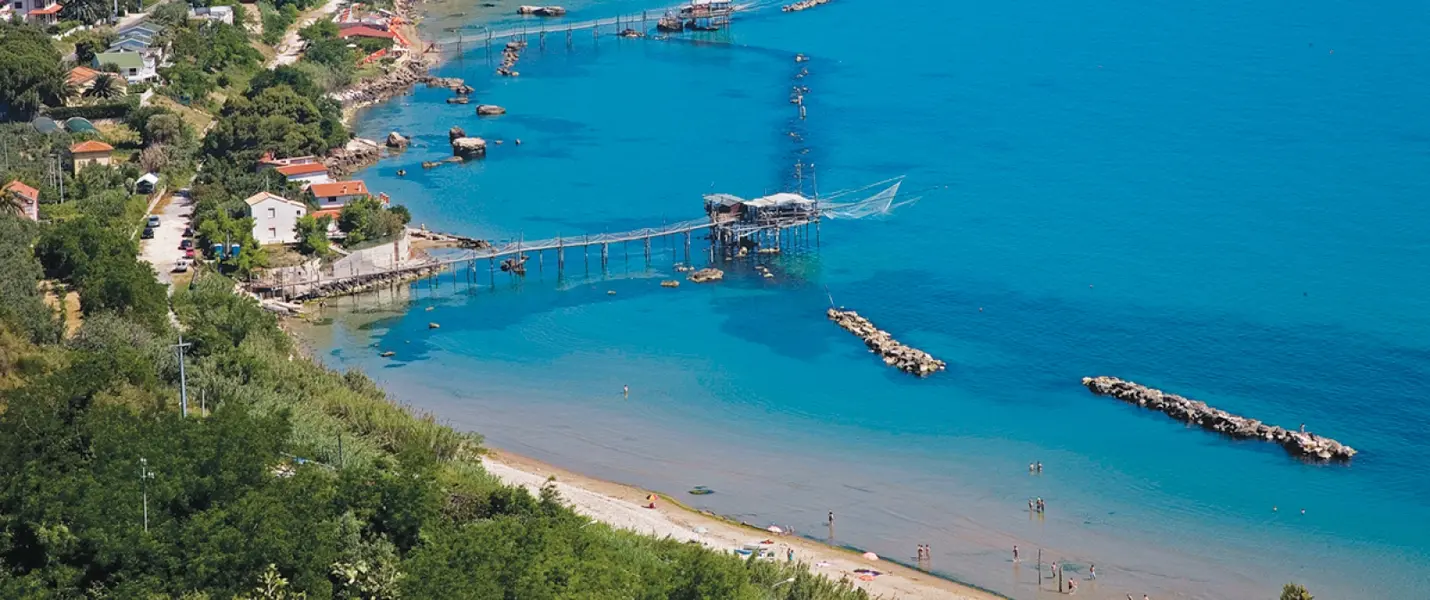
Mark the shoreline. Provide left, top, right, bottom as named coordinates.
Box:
left=482, top=447, right=1007, bottom=600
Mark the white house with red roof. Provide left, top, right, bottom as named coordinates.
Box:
left=16, top=0, right=63, bottom=24
left=275, top=162, right=331, bottom=187
left=308, top=180, right=369, bottom=210
left=4, top=180, right=40, bottom=221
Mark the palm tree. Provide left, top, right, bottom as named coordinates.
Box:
left=84, top=73, right=122, bottom=100
left=1, top=188, right=26, bottom=218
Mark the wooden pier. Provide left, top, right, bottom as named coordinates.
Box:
left=258, top=178, right=909, bottom=299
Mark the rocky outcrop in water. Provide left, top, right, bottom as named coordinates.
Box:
left=783, top=0, right=831, bottom=12
left=476, top=104, right=506, bottom=116
left=331, top=59, right=431, bottom=109
left=688, top=268, right=724, bottom=283
left=827, top=308, right=945, bottom=377
left=1080, top=376, right=1357, bottom=461
left=386, top=131, right=409, bottom=149
left=450, top=137, right=487, bottom=159
left=325, top=138, right=381, bottom=178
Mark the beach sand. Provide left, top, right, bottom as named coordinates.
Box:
left=484, top=448, right=1004, bottom=600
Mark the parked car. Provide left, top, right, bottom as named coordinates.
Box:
left=184, top=248, right=196, bottom=259
left=179, top=239, right=194, bottom=250
left=172, top=259, right=189, bottom=273
left=141, top=227, right=154, bottom=239
left=182, top=226, right=194, bottom=237
left=147, top=215, right=160, bottom=228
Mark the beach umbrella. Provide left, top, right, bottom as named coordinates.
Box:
left=862, top=551, right=879, bottom=561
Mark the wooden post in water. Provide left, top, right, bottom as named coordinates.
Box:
left=488, top=256, right=495, bottom=286
left=643, top=236, right=651, bottom=265
left=567, top=26, right=572, bottom=48
left=684, top=231, right=691, bottom=262
left=557, top=237, right=564, bottom=275
left=600, top=242, right=608, bottom=269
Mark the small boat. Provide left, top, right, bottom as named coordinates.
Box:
left=657, top=15, right=683, bottom=32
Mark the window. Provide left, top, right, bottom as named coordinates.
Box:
left=128, top=68, right=137, bottom=76
left=268, top=207, right=276, bottom=218
left=12, top=3, right=21, bottom=10
left=268, top=228, right=277, bottom=239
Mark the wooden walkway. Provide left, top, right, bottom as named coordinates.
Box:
left=432, top=2, right=772, bottom=47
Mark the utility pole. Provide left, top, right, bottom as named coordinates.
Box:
left=139, top=457, right=154, bottom=533
left=171, top=335, right=191, bottom=417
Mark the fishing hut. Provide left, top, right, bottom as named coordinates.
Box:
left=704, top=191, right=819, bottom=254
left=679, top=0, right=733, bottom=30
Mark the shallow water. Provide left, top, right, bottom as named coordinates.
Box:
left=302, top=0, right=1430, bottom=597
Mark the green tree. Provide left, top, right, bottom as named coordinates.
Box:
left=144, top=113, right=188, bottom=145
left=298, top=20, right=339, bottom=43
left=334, top=196, right=404, bottom=246
left=71, top=28, right=117, bottom=64
left=1280, top=583, right=1313, bottom=600
left=0, top=22, right=68, bottom=118
left=204, top=84, right=346, bottom=164
left=293, top=214, right=332, bottom=256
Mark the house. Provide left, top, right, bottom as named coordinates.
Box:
left=3, top=180, right=40, bottom=222
left=135, top=173, right=160, bottom=194
left=70, top=140, right=114, bottom=173
left=93, top=52, right=158, bottom=84
left=14, top=0, right=62, bottom=24
left=308, top=181, right=369, bottom=210
left=245, top=192, right=307, bottom=245
left=189, top=5, right=234, bottom=24
left=338, top=25, right=409, bottom=47
left=310, top=208, right=344, bottom=237
left=67, top=67, right=127, bottom=99
left=274, top=162, right=331, bottom=187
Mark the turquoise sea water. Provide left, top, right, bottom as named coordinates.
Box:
left=303, top=0, right=1430, bottom=597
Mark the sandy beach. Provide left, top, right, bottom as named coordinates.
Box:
left=484, top=449, right=1005, bottom=600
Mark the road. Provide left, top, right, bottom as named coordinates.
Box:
left=270, top=0, right=348, bottom=67
left=139, top=189, right=194, bottom=288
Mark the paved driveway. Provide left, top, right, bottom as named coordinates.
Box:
left=139, top=189, right=194, bottom=287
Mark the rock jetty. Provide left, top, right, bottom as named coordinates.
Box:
left=497, top=40, right=526, bottom=77
left=1080, top=376, right=1356, bottom=461
left=331, top=59, right=430, bottom=110
left=827, top=308, right=946, bottom=377
left=325, top=138, right=381, bottom=178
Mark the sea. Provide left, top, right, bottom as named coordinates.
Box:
left=296, top=0, right=1430, bottom=597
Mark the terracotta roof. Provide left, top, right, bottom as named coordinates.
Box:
left=275, top=162, right=329, bottom=176
left=311, top=209, right=343, bottom=220
left=339, top=26, right=395, bottom=39
left=70, top=140, right=114, bottom=153
left=30, top=3, right=63, bottom=15
left=310, top=181, right=368, bottom=198
left=68, top=66, right=101, bottom=86
left=4, top=180, right=39, bottom=201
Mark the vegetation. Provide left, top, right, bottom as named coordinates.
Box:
left=0, top=7, right=883, bottom=600
left=1280, top=583, right=1313, bottom=600
left=334, top=196, right=410, bottom=246
left=294, top=214, right=333, bottom=256
left=0, top=22, right=69, bottom=119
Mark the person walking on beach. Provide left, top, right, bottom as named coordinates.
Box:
left=1013, top=545, right=1020, bottom=562
left=828, top=510, right=834, bottom=526
left=787, top=547, right=795, bottom=562
left=1089, top=564, right=1096, bottom=579
left=623, top=384, right=629, bottom=397
left=1028, top=499, right=1035, bottom=512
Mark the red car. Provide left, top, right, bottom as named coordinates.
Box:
left=184, top=248, right=196, bottom=259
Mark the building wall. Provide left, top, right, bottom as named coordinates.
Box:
left=289, top=172, right=331, bottom=187
left=316, top=193, right=363, bottom=210
left=249, top=198, right=306, bottom=245
left=72, top=152, right=112, bottom=174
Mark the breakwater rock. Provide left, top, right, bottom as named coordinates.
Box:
left=325, top=138, right=381, bottom=178
left=497, top=40, right=527, bottom=77
left=827, top=308, right=945, bottom=377
left=1080, top=376, right=1357, bottom=461
left=476, top=104, right=506, bottom=116
left=386, top=131, right=409, bottom=149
